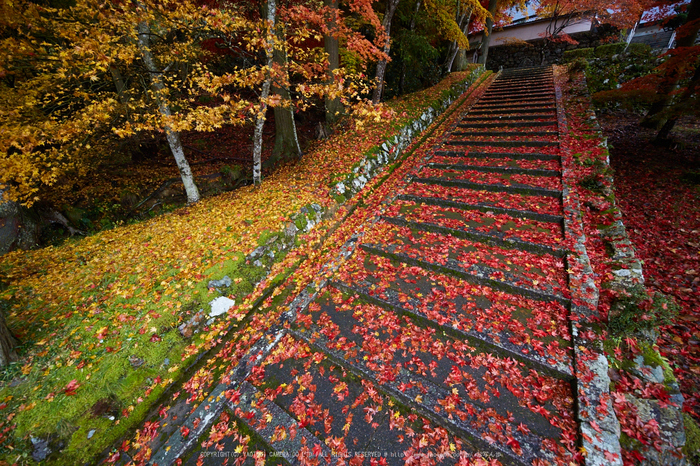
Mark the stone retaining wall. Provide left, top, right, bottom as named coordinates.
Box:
left=331, top=68, right=487, bottom=201
left=556, top=64, right=687, bottom=466
left=486, top=32, right=607, bottom=70
left=240, top=66, right=488, bottom=300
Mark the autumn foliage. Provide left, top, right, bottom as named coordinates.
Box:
left=0, top=0, right=392, bottom=206
left=0, top=69, right=484, bottom=463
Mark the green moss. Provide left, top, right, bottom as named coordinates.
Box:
left=563, top=47, right=594, bottom=62
left=256, top=229, right=278, bottom=247
left=640, top=343, right=664, bottom=368
left=603, top=337, right=636, bottom=372
left=194, top=254, right=270, bottom=305
left=619, top=431, right=645, bottom=453
left=594, top=42, right=627, bottom=58
left=639, top=342, right=678, bottom=385
left=683, top=414, right=700, bottom=465
left=626, top=43, right=651, bottom=57
left=608, top=285, right=680, bottom=338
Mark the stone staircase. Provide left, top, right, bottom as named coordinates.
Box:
left=150, top=67, right=592, bottom=466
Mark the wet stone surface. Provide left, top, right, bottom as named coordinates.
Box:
left=147, top=66, right=612, bottom=466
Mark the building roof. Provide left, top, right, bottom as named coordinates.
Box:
left=630, top=29, right=675, bottom=49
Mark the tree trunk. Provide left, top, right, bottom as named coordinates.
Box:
left=477, top=0, right=498, bottom=66
left=136, top=17, right=200, bottom=204
left=0, top=190, right=19, bottom=365
left=372, top=0, right=401, bottom=104
left=270, top=27, right=302, bottom=164
left=0, top=188, right=39, bottom=256
left=641, top=0, right=700, bottom=129
left=0, top=188, right=21, bottom=257
left=654, top=60, right=700, bottom=140
left=400, top=0, right=422, bottom=93
left=324, top=0, right=343, bottom=124
left=0, top=309, right=18, bottom=368
left=109, top=66, right=128, bottom=105
left=253, top=0, right=276, bottom=185
left=446, top=8, right=471, bottom=73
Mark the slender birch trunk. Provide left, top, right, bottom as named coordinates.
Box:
left=136, top=18, right=200, bottom=204
left=253, top=0, right=277, bottom=185
left=372, top=0, right=401, bottom=104
left=446, top=9, right=471, bottom=73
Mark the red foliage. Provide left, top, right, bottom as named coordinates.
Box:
left=600, top=112, right=700, bottom=420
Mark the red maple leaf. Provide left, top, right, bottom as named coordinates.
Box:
left=64, top=379, right=80, bottom=396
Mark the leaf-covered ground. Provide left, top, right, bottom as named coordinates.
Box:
left=111, top=67, right=593, bottom=466
left=560, top=66, right=697, bottom=464
left=600, top=113, right=700, bottom=420
left=0, top=68, right=484, bottom=464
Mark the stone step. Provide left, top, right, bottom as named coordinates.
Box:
left=365, top=223, right=568, bottom=290
left=412, top=176, right=562, bottom=198
left=500, top=72, right=553, bottom=80
left=480, top=93, right=555, bottom=102
left=461, top=114, right=556, bottom=122
left=477, top=97, right=555, bottom=105
left=482, top=89, right=554, bottom=96
left=472, top=103, right=556, bottom=111
left=380, top=213, right=565, bottom=256
left=417, top=163, right=563, bottom=192
left=457, top=121, right=557, bottom=128
left=417, top=166, right=563, bottom=193
left=493, top=78, right=553, bottom=86
left=397, top=193, right=565, bottom=224
left=224, top=381, right=332, bottom=463
left=288, top=329, right=542, bottom=466
left=489, top=81, right=553, bottom=89
left=478, top=102, right=556, bottom=109
left=497, top=76, right=553, bottom=83
left=467, top=113, right=556, bottom=119
left=435, top=150, right=560, bottom=161
left=431, top=150, right=561, bottom=171
left=485, top=87, right=554, bottom=95
left=360, top=242, right=569, bottom=304
left=476, top=95, right=554, bottom=106
left=469, top=107, right=556, bottom=115
left=499, top=71, right=553, bottom=79
left=428, top=162, right=560, bottom=177
left=460, top=114, right=556, bottom=123
left=291, top=289, right=577, bottom=465
left=401, top=182, right=564, bottom=217
left=445, top=139, right=559, bottom=148
left=487, top=88, right=553, bottom=95
left=489, top=83, right=553, bottom=91
left=184, top=407, right=278, bottom=466
left=330, top=279, right=574, bottom=380
left=243, top=334, right=485, bottom=465
left=502, top=65, right=551, bottom=72
left=498, top=71, right=552, bottom=78
left=451, top=131, right=558, bottom=138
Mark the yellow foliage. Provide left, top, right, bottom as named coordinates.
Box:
left=424, top=0, right=490, bottom=49
left=0, top=0, right=382, bottom=206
